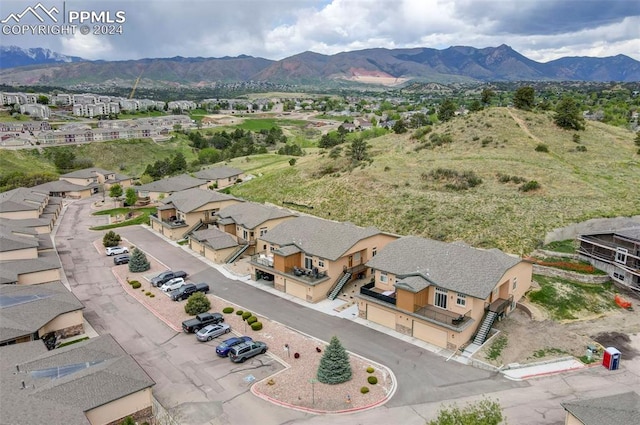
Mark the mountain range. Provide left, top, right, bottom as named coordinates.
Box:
left=1, top=44, right=638, bottom=88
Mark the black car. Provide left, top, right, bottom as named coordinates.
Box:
left=150, top=270, right=188, bottom=287
left=170, top=282, right=209, bottom=301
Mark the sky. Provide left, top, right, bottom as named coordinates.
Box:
left=1, top=0, right=639, bottom=63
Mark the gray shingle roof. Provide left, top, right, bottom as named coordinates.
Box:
left=191, top=227, right=238, bottom=250
left=194, top=166, right=243, bottom=180
left=1, top=334, right=155, bottom=425
left=561, top=391, right=640, bottom=425
left=59, top=167, right=114, bottom=178
left=31, top=179, right=93, bottom=192
left=217, top=202, right=296, bottom=230
left=365, top=236, right=522, bottom=299
left=0, top=250, right=62, bottom=284
left=0, top=187, right=47, bottom=213
left=162, top=187, right=241, bottom=213
left=0, top=225, right=40, bottom=252
left=136, top=174, right=206, bottom=193
left=616, top=226, right=640, bottom=241
left=261, top=216, right=383, bottom=261
left=0, top=281, right=84, bottom=342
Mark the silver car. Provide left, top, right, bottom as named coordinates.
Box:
left=196, top=323, right=231, bottom=342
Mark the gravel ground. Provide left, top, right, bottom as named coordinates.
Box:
left=104, top=239, right=394, bottom=414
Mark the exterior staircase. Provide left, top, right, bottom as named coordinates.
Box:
left=184, top=219, right=205, bottom=238
left=473, top=311, right=498, bottom=345
left=327, top=271, right=352, bottom=300
left=225, top=244, right=249, bottom=263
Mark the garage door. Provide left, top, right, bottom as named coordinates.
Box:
left=286, top=280, right=307, bottom=301
left=413, top=321, right=447, bottom=348
left=367, top=305, right=396, bottom=329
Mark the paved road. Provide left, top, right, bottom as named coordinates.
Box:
left=55, top=197, right=640, bottom=425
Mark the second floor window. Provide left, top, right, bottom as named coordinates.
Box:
left=615, top=248, right=628, bottom=264
left=456, top=293, right=466, bottom=307
left=380, top=272, right=388, bottom=283
left=435, top=287, right=447, bottom=309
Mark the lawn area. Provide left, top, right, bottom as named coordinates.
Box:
left=527, top=275, right=618, bottom=320
left=542, top=239, right=577, bottom=253
left=90, top=207, right=156, bottom=230
left=236, top=118, right=308, bottom=131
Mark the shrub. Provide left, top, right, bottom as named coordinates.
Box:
left=367, top=376, right=378, bottom=385
left=145, top=291, right=151, bottom=296
left=185, top=292, right=211, bottom=315
left=242, top=311, right=252, bottom=320
left=535, top=143, right=549, bottom=152
left=131, top=281, right=141, bottom=289
left=150, top=294, right=155, bottom=298
left=520, top=180, right=541, bottom=192
left=360, top=386, right=369, bottom=394
left=223, top=307, right=234, bottom=314
left=247, top=316, right=258, bottom=325
left=103, top=230, right=121, bottom=247
left=294, top=352, right=300, bottom=359
left=366, top=366, right=375, bottom=373
left=250, top=321, right=263, bottom=331
left=128, top=280, right=140, bottom=286
left=236, top=310, right=244, bottom=315
left=576, top=145, right=587, bottom=152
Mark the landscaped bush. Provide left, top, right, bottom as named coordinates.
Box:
left=223, top=307, right=234, bottom=314
left=236, top=310, right=244, bottom=315
left=247, top=316, right=258, bottom=325
left=185, top=292, right=211, bottom=315
left=250, top=321, right=263, bottom=331
left=366, top=366, right=375, bottom=373
left=145, top=291, right=151, bottom=296
left=242, top=311, right=252, bottom=320
left=131, top=281, right=141, bottom=289
left=103, top=230, right=121, bottom=247
left=360, top=386, right=369, bottom=394
left=128, top=280, right=140, bottom=286
left=367, top=376, right=378, bottom=385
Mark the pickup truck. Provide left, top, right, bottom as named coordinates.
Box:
left=182, top=312, right=224, bottom=333
left=170, top=282, right=209, bottom=301
left=150, top=270, right=187, bottom=287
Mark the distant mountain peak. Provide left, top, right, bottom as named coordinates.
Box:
left=0, top=45, right=86, bottom=69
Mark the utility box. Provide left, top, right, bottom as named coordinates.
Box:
left=602, top=347, right=621, bottom=370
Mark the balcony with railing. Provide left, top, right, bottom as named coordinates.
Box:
left=414, top=305, right=473, bottom=328
left=249, top=254, right=330, bottom=286
left=360, top=282, right=396, bottom=305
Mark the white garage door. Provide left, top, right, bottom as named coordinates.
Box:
left=413, top=321, right=447, bottom=348
left=367, top=304, right=396, bottom=329
left=286, top=280, right=307, bottom=301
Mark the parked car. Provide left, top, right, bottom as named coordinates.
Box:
left=228, top=341, right=268, bottom=363
left=160, top=277, right=185, bottom=292
left=169, top=282, right=209, bottom=301
left=105, top=246, right=129, bottom=256
left=150, top=270, right=187, bottom=287
left=113, top=254, right=130, bottom=265
left=182, top=312, right=224, bottom=333
left=196, top=323, right=231, bottom=342
left=215, top=336, right=253, bottom=357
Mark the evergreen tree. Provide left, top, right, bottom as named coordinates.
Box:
left=316, top=336, right=352, bottom=384
left=128, top=247, right=150, bottom=272
left=392, top=119, right=408, bottom=133
left=185, top=292, right=211, bottom=315
left=554, top=96, right=585, bottom=130
left=513, top=86, right=535, bottom=110
left=438, top=99, right=456, bottom=122
left=346, top=137, right=370, bottom=163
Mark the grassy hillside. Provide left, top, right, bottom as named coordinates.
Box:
left=226, top=107, right=640, bottom=254
left=0, top=149, right=57, bottom=174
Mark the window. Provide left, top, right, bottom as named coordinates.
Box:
left=435, top=287, right=448, bottom=309
left=613, top=272, right=625, bottom=281
left=372, top=247, right=377, bottom=257
left=305, top=256, right=313, bottom=269
left=318, top=259, right=325, bottom=268
left=456, top=293, right=466, bottom=307
left=615, top=248, right=628, bottom=264
left=512, top=277, right=518, bottom=290
left=379, top=272, right=388, bottom=283
left=259, top=227, right=268, bottom=237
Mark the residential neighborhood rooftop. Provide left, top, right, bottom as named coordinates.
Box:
left=136, top=174, right=206, bottom=193
left=191, top=227, right=238, bottom=250
left=216, top=202, right=296, bottom=230
left=0, top=187, right=48, bottom=213
left=561, top=391, right=640, bottom=425
left=59, top=168, right=115, bottom=179
left=193, top=166, right=244, bottom=180
left=162, top=187, right=241, bottom=213
left=0, top=250, right=62, bottom=284
left=365, top=236, right=522, bottom=299
left=0, top=334, right=155, bottom=425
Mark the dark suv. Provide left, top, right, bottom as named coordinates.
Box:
left=150, top=270, right=187, bottom=287
left=113, top=254, right=130, bottom=265
left=169, top=282, right=209, bottom=301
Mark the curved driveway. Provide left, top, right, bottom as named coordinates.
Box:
left=56, top=197, right=550, bottom=424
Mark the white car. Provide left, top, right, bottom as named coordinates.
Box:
left=160, top=277, right=186, bottom=292
left=105, top=246, right=129, bottom=256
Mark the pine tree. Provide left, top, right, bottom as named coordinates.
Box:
left=128, top=247, right=150, bottom=272
left=316, top=336, right=352, bottom=384
left=102, top=230, right=121, bottom=247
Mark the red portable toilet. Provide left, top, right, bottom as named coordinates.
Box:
left=602, top=347, right=621, bottom=370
